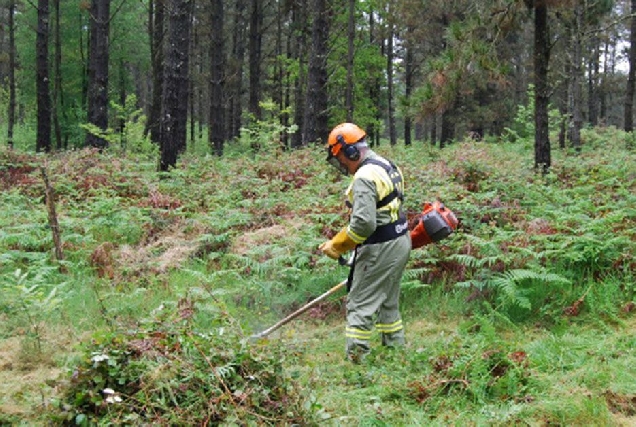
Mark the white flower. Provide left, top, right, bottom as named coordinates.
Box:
left=104, top=389, right=123, bottom=404
left=91, top=354, right=110, bottom=363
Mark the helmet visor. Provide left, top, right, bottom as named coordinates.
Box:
left=326, top=148, right=348, bottom=175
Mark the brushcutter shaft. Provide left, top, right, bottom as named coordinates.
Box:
left=251, top=279, right=347, bottom=339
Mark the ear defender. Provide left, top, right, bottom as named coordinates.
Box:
left=337, top=134, right=360, bottom=161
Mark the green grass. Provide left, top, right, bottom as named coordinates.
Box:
left=1, top=125, right=636, bottom=424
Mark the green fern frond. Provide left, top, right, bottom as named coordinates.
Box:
left=491, top=274, right=531, bottom=310
left=402, top=280, right=431, bottom=292
left=449, top=253, right=499, bottom=269
left=403, top=267, right=429, bottom=281
left=490, top=269, right=571, bottom=311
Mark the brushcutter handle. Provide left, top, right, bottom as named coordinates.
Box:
left=250, top=279, right=347, bottom=340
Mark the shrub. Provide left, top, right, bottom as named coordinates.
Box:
left=48, top=301, right=316, bottom=425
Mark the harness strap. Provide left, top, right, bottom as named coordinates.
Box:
left=363, top=215, right=408, bottom=245
left=347, top=215, right=408, bottom=292
left=359, top=158, right=404, bottom=208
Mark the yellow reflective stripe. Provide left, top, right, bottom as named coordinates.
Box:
left=376, top=320, right=403, bottom=333
left=346, top=332, right=371, bottom=340
left=377, top=325, right=403, bottom=333
left=346, top=227, right=366, bottom=244
left=345, top=327, right=372, bottom=340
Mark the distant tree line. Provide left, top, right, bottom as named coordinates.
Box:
left=0, top=0, right=634, bottom=172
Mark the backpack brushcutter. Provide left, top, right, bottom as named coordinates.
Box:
left=410, top=201, right=459, bottom=249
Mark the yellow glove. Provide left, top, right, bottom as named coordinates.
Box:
left=319, top=227, right=357, bottom=260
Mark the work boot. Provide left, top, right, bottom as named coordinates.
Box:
left=346, top=346, right=369, bottom=364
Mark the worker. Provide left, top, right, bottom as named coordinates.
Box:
left=319, top=122, right=411, bottom=363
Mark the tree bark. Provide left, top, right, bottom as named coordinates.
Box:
left=404, top=26, right=414, bottom=146
left=85, top=0, right=111, bottom=149
left=625, top=0, right=636, bottom=132
left=36, top=0, right=51, bottom=153
left=291, top=0, right=307, bottom=148
left=533, top=2, right=551, bottom=174
left=7, top=0, right=16, bottom=149
left=209, top=0, right=226, bottom=156
left=302, top=0, right=330, bottom=145
left=40, top=166, right=64, bottom=264
left=146, top=0, right=165, bottom=144
left=345, top=0, right=355, bottom=121
left=189, top=7, right=196, bottom=149
left=587, top=34, right=600, bottom=127
left=229, top=0, right=247, bottom=140
left=248, top=0, right=262, bottom=125
left=570, top=1, right=583, bottom=152
left=440, top=107, right=454, bottom=148
left=159, top=0, right=193, bottom=171
left=52, top=0, right=63, bottom=150
left=367, top=9, right=379, bottom=147
left=118, top=57, right=126, bottom=148
left=386, top=2, right=396, bottom=146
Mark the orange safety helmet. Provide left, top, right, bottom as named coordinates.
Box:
left=326, top=123, right=367, bottom=157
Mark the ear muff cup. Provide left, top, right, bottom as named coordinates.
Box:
left=337, top=135, right=360, bottom=161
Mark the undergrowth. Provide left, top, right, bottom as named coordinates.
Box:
left=1, top=125, right=636, bottom=424
left=48, top=300, right=318, bottom=425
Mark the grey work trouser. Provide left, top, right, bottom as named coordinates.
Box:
left=345, top=233, right=411, bottom=356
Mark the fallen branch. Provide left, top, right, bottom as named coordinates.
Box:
left=40, top=164, right=65, bottom=271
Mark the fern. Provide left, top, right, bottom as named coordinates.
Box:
left=450, top=253, right=500, bottom=269
left=491, top=268, right=570, bottom=312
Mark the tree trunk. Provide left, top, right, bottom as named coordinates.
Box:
left=189, top=11, right=196, bottom=150
left=40, top=166, right=64, bottom=264
left=159, top=0, right=193, bottom=171
left=600, top=37, right=609, bottom=121
left=625, top=0, right=636, bottom=132
left=209, top=0, right=226, bottom=156
left=79, top=6, right=88, bottom=109
left=36, top=0, right=51, bottom=153
left=302, top=0, right=330, bottom=145
left=146, top=0, right=165, bottom=144
left=367, top=9, right=379, bottom=147
left=404, top=27, right=414, bottom=146
left=345, top=0, right=355, bottom=121
left=52, top=0, right=63, bottom=150
left=587, top=34, right=600, bottom=126
left=248, top=0, right=262, bottom=126
left=7, top=0, right=16, bottom=149
left=570, top=2, right=583, bottom=152
left=386, top=3, right=396, bottom=146
left=229, top=0, right=247, bottom=141
left=0, top=5, right=5, bottom=82
left=118, top=58, right=126, bottom=148
left=274, top=1, right=285, bottom=147
left=291, top=0, right=307, bottom=148
left=440, top=107, right=454, bottom=148
left=533, top=2, right=551, bottom=174
left=85, top=0, right=111, bottom=149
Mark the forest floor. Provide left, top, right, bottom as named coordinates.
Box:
left=2, top=131, right=636, bottom=425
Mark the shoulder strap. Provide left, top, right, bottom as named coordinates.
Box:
left=360, top=157, right=404, bottom=209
